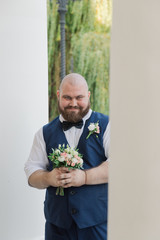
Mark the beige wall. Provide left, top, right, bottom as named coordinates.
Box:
left=108, top=1, right=160, bottom=240
left=0, top=1, right=48, bottom=239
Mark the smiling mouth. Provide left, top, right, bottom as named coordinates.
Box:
left=65, top=107, right=80, bottom=110
left=67, top=108, right=79, bottom=111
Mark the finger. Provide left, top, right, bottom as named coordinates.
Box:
left=59, top=178, right=71, bottom=186
left=59, top=167, right=70, bottom=173
left=63, top=183, right=72, bottom=188
left=59, top=173, right=71, bottom=180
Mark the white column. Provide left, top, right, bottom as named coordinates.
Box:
left=0, top=1, right=48, bottom=239
left=109, top=1, right=160, bottom=240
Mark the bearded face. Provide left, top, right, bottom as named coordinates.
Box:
left=57, top=76, right=91, bottom=122
left=58, top=100, right=90, bottom=122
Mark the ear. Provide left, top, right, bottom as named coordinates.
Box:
left=57, top=90, right=60, bottom=99
left=88, top=91, right=91, bottom=99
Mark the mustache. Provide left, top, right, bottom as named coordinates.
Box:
left=64, top=106, right=81, bottom=110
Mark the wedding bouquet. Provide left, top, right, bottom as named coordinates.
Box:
left=48, top=144, right=83, bottom=196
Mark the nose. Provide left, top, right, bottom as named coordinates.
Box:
left=70, top=98, right=77, bottom=107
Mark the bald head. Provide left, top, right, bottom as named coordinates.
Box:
left=57, top=73, right=90, bottom=122
left=59, top=73, right=88, bottom=92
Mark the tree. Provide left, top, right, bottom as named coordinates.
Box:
left=47, top=0, right=112, bottom=120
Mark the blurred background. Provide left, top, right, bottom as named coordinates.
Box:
left=47, top=0, right=112, bottom=120
left=1, top=1, right=160, bottom=240
left=0, top=1, right=112, bottom=239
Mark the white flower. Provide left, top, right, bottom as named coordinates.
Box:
left=73, top=151, right=78, bottom=156
left=65, top=147, right=70, bottom=153
left=55, top=149, right=60, bottom=154
left=72, top=158, right=78, bottom=164
left=88, top=123, right=96, bottom=131
left=67, top=154, right=72, bottom=160
left=58, top=156, right=65, bottom=162
left=79, top=158, right=83, bottom=164
left=86, top=121, right=100, bottom=139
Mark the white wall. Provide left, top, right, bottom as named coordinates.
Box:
left=109, top=1, right=160, bottom=240
left=0, top=1, right=48, bottom=239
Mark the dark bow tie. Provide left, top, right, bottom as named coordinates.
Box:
left=61, top=120, right=83, bottom=131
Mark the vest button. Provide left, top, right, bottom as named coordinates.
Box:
left=70, top=190, right=76, bottom=195
left=71, top=208, right=77, bottom=215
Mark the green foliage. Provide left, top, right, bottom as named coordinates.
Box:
left=47, top=0, right=112, bottom=120
left=71, top=32, right=110, bottom=114
left=47, top=0, right=60, bottom=119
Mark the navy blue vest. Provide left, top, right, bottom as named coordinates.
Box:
left=43, top=111, right=109, bottom=229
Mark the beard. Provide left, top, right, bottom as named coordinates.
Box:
left=58, top=101, right=90, bottom=122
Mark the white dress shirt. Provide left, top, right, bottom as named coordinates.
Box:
left=24, top=109, right=110, bottom=179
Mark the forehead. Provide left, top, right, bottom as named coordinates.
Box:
left=60, top=82, right=88, bottom=96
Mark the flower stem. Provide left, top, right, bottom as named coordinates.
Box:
left=60, top=187, right=64, bottom=196
left=86, top=132, right=92, bottom=139
left=56, top=187, right=59, bottom=195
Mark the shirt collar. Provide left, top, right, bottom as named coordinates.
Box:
left=59, top=109, right=92, bottom=123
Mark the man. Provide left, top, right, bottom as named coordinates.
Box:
left=24, top=73, right=110, bottom=240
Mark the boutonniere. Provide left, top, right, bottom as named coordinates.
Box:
left=86, top=121, right=100, bottom=139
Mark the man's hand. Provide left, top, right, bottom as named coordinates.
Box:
left=28, top=161, right=108, bottom=189
left=50, top=160, right=108, bottom=188
left=28, top=167, right=86, bottom=189
left=56, top=167, right=86, bottom=188
left=47, top=168, right=69, bottom=187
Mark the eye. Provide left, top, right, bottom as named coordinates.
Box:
left=76, top=95, right=84, bottom=100
left=63, top=95, right=72, bottom=100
